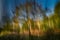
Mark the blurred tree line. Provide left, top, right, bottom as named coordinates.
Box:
left=0, top=0, right=60, bottom=35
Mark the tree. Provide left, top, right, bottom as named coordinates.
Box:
left=13, top=7, right=20, bottom=33
left=54, top=1, right=60, bottom=29
left=2, top=15, right=12, bottom=31
left=54, top=2, right=60, bottom=16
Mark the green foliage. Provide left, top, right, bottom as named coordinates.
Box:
left=30, top=20, right=35, bottom=29
left=22, top=21, right=29, bottom=30
left=54, top=2, right=60, bottom=15
left=4, top=23, right=10, bottom=31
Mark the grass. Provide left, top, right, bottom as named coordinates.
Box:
left=0, top=33, right=60, bottom=40
left=0, top=28, right=60, bottom=40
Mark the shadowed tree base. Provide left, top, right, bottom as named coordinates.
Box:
left=0, top=34, right=60, bottom=40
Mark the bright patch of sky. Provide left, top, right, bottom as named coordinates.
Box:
left=36, top=0, right=57, bottom=16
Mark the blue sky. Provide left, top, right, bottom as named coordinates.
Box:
left=0, top=0, right=59, bottom=19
